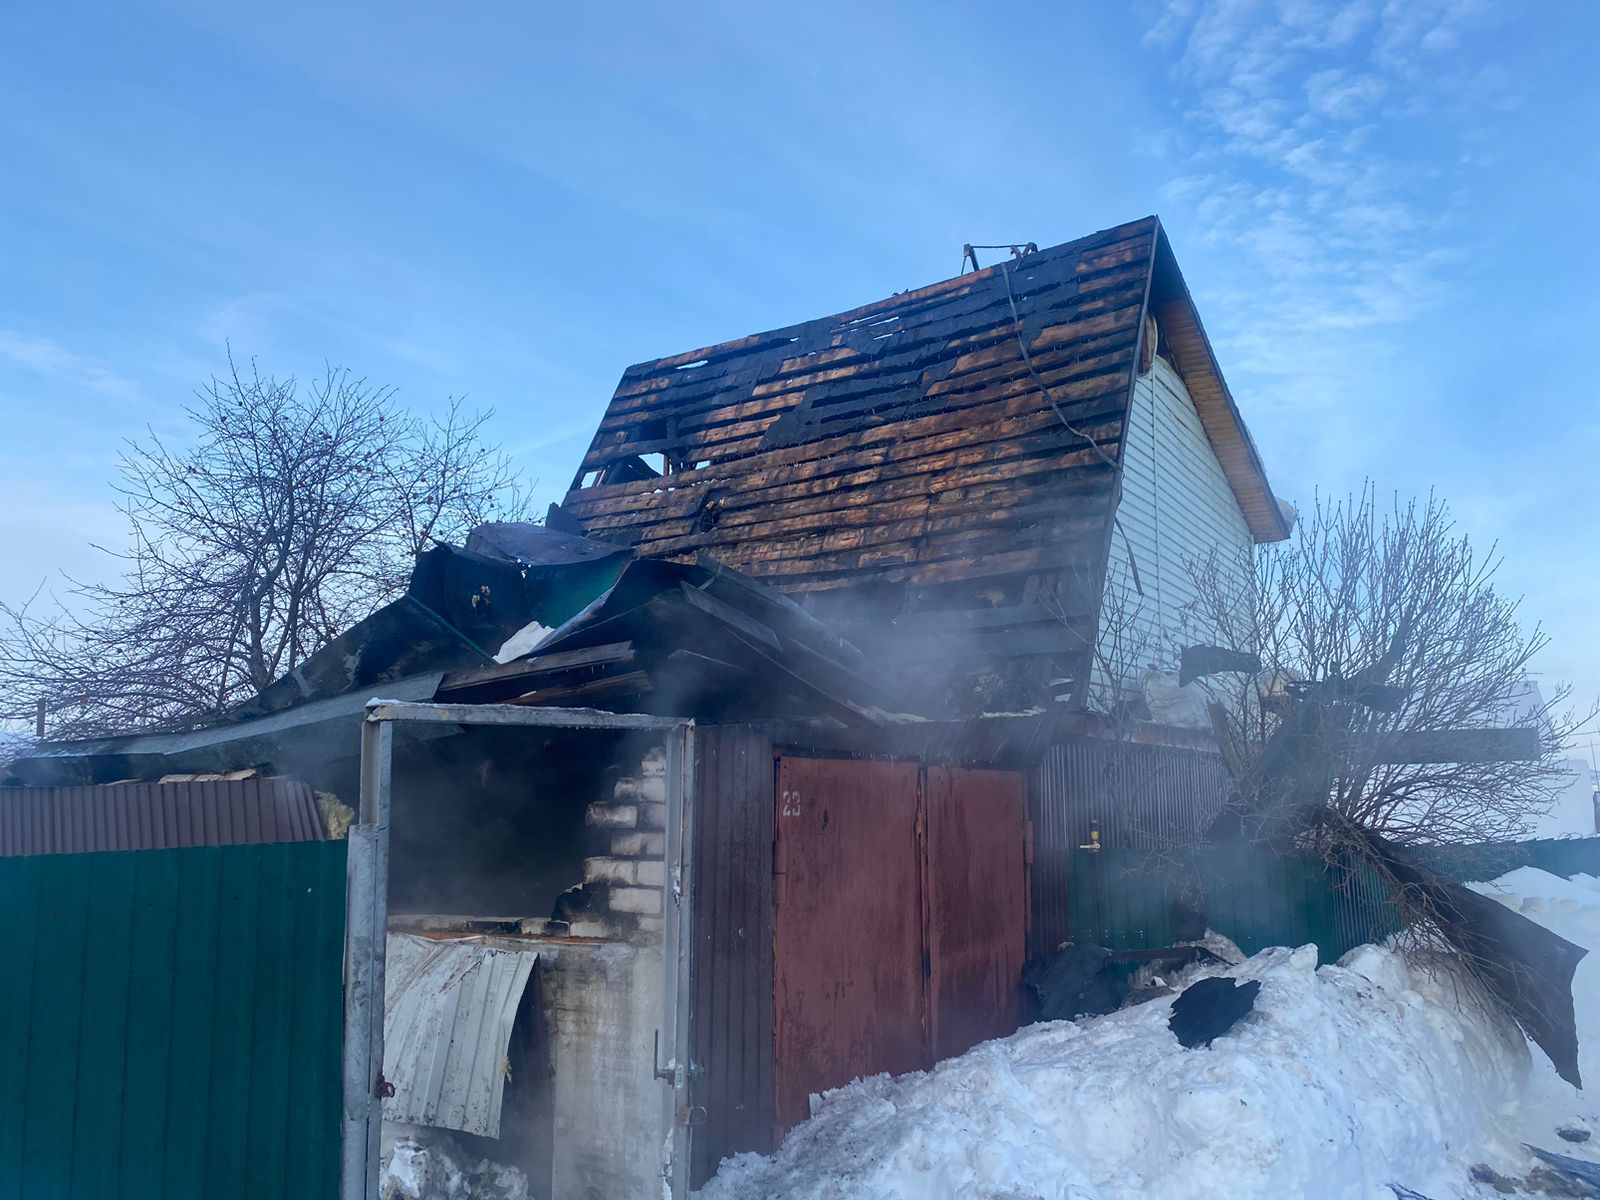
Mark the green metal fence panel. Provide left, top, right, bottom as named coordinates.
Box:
left=0, top=840, right=346, bottom=1200
left=1066, top=839, right=1600, bottom=966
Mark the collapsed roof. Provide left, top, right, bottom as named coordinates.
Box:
left=558, top=216, right=1286, bottom=715
left=239, top=522, right=901, bottom=726
left=9, top=524, right=908, bottom=785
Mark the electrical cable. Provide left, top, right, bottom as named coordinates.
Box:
left=998, top=258, right=1146, bottom=597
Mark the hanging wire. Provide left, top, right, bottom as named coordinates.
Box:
left=996, top=257, right=1147, bottom=597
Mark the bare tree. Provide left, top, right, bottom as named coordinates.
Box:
left=1185, top=487, right=1592, bottom=847
left=1, top=356, right=529, bottom=739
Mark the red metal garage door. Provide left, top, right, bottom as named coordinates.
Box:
left=771, top=757, right=925, bottom=1135
left=925, top=766, right=1028, bottom=1061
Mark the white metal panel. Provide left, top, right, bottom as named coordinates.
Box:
left=381, top=932, right=537, bottom=1139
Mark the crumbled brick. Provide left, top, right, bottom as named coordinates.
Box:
left=615, top=775, right=668, bottom=804
left=611, top=831, right=666, bottom=858
left=586, top=802, right=637, bottom=829
left=583, top=857, right=638, bottom=886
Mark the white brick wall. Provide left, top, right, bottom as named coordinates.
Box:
left=577, top=745, right=669, bottom=942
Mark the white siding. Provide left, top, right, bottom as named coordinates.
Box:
left=1093, top=354, right=1253, bottom=705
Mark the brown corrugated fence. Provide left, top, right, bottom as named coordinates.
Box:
left=0, top=779, right=326, bottom=856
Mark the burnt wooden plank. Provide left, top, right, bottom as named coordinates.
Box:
left=1349, top=727, right=1542, bottom=764
left=570, top=446, right=1122, bottom=554
left=584, top=346, right=1125, bottom=468
left=570, top=359, right=1135, bottom=510
left=596, top=307, right=1140, bottom=444
left=568, top=382, right=1132, bottom=529
left=612, top=234, right=1149, bottom=406
left=435, top=641, right=635, bottom=694
left=627, top=459, right=1118, bottom=562
left=584, top=295, right=1146, bottom=459
left=506, top=670, right=653, bottom=706
left=574, top=348, right=1138, bottom=507
left=601, top=266, right=1144, bottom=422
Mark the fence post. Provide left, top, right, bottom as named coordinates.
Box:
left=341, top=715, right=392, bottom=1200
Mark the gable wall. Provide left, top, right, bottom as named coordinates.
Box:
left=1094, top=352, right=1253, bottom=703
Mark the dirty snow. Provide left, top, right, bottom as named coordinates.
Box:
left=700, top=868, right=1600, bottom=1200
left=379, top=1128, right=529, bottom=1200
left=493, top=619, right=553, bottom=664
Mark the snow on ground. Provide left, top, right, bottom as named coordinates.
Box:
left=701, top=868, right=1600, bottom=1200
left=379, top=1128, right=529, bottom=1200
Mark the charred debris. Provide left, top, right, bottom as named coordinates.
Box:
left=222, top=519, right=901, bottom=731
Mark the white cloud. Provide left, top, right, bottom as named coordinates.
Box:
left=1142, top=0, right=1505, bottom=416
left=0, top=331, right=140, bottom=400
left=1305, top=68, right=1387, bottom=119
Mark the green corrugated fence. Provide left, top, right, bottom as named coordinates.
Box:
left=0, top=840, right=347, bottom=1200
left=1067, top=837, right=1600, bottom=964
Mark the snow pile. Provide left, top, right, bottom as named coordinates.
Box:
left=702, top=942, right=1529, bottom=1199
left=379, top=1129, right=529, bottom=1200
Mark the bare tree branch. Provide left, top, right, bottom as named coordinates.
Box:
left=0, top=353, right=533, bottom=739
left=1182, top=486, right=1596, bottom=847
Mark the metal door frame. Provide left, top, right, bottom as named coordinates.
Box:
left=342, top=700, right=696, bottom=1200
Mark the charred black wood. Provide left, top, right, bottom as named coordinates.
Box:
left=1023, top=944, right=1127, bottom=1022
left=1168, top=976, right=1261, bottom=1048
left=1179, top=644, right=1261, bottom=687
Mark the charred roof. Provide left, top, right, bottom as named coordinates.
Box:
left=559, top=216, right=1285, bottom=714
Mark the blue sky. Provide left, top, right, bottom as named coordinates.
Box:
left=1, top=0, right=1597, bottom=739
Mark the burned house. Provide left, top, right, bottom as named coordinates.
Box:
left=7, top=217, right=1293, bottom=1199
left=559, top=215, right=1289, bottom=714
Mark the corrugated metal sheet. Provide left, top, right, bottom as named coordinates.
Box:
left=0, top=778, right=326, bottom=856
left=382, top=933, right=538, bottom=1139
left=0, top=840, right=347, bottom=1199
left=1029, top=735, right=1231, bottom=957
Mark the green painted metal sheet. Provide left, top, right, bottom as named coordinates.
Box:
left=0, top=840, right=346, bottom=1200
left=1065, top=838, right=1600, bottom=966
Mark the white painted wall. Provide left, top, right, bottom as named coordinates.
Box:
left=1093, top=351, right=1254, bottom=705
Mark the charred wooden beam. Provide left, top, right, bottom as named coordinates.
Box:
left=1346, top=727, right=1541, bottom=765
left=436, top=641, right=637, bottom=699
